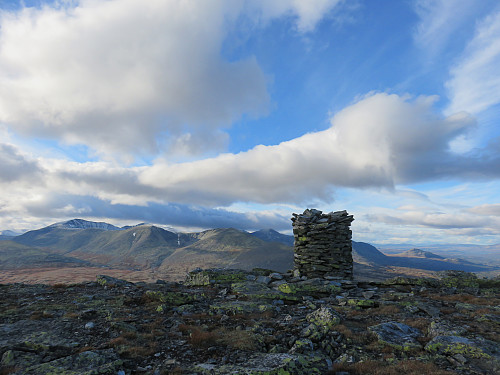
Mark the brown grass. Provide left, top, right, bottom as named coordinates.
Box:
left=330, top=359, right=456, bottom=375
left=178, top=324, right=218, bottom=348
left=121, top=345, right=157, bottom=358
left=216, top=329, right=258, bottom=350
left=403, top=317, right=430, bottom=332
left=466, top=321, right=500, bottom=342
left=345, top=304, right=401, bottom=318
left=178, top=324, right=259, bottom=350
left=107, top=333, right=158, bottom=358
left=51, top=283, right=69, bottom=289
left=439, top=307, right=456, bottom=315
left=335, top=324, right=375, bottom=345
left=428, top=293, right=500, bottom=306
left=63, top=312, right=79, bottom=319
left=29, top=310, right=54, bottom=320
left=108, top=336, right=127, bottom=347
left=373, top=304, right=402, bottom=315
left=0, top=367, right=20, bottom=375
left=76, top=346, right=95, bottom=353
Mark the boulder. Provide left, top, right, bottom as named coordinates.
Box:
left=368, top=322, right=422, bottom=351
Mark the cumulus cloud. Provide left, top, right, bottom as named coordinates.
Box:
left=0, top=91, right=498, bottom=234
left=139, top=93, right=479, bottom=205
left=0, top=143, right=42, bottom=183
left=1, top=193, right=290, bottom=231
left=0, top=0, right=341, bottom=159
left=0, top=0, right=267, bottom=157
left=445, top=8, right=500, bottom=115
left=1, top=92, right=496, bottom=212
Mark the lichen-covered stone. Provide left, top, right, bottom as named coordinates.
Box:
left=193, top=352, right=330, bottom=374
left=185, top=268, right=249, bottom=286
left=277, top=278, right=341, bottom=297
left=96, top=275, right=133, bottom=287
left=18, top=349, right=123, bottom=375
left=424, top=335, right=494, bottom=359
left=209, top=301, right=272, bottom=315
left=306, top=306, right=340, bottom=329
left=347, top=298, right=377, bottom=308
left=368, top=321, right=422, bottom=351
left=145, top=290, right=195, bottom=306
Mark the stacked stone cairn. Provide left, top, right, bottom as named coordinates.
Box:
left=292, top=209, right=354, bottom=279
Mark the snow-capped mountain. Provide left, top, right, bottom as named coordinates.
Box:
left=50, top=219, right=121, bottom=231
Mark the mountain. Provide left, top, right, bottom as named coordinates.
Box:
left=0, top=240, right=92, bottom=269
left=352, top=241, right=391, bottom=265
left=51, top=218, right=121, bottom=231
left=0, top=230, right=23, bottom=241
left=0, top=229, right=23, bottom=237
left=4, top=219, right=497, bottom=282
left=395, top=248, right=444, bottom=259
left=159, top=228, right=294, bottom=275
left=250, top=229, right=294, bottom=246
left=10, top=221, right=294, bottom=277
left=14, top=223, right=182, bottom=269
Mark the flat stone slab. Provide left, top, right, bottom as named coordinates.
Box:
left=425, top=335, right=499, bottom=360
left=0, top=320, right=80, bottom=353
left=194, top=352, right=331, bottom=374
left=368, top=321, right=422, bottom=351
left=15, top=349, right=123, bottom=375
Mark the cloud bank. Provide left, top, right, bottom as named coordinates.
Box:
left=0, top=0, right=341, bottom=159
left=1, top=92, right=498, bottom=231
left=140, top=93, right=485, bottom=205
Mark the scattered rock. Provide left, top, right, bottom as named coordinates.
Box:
left=0, top=270, right=498, bottom=375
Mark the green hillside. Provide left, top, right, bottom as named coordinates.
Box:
left=159, top=228, right=294, bottom=274
left=0, top=241, right=91, bottom=269
left=69, top=225, right=180, bottom=268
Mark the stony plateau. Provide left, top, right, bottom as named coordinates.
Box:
left=0, top=269, right=498, bottom=375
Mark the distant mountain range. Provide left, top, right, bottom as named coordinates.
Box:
left=0, top=230, right=23, bottom=241
left=0, top=219, right=497, bottom=281
left=1, top=220, right=294, bottom=278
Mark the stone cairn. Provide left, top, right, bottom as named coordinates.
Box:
left=291, top=209, right=354, bottom=279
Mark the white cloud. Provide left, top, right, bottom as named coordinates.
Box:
left=0, top=0, right=341, bottom=160
left=468, top=203, right=500, bottom=216
left=252, top=0, right=342, bottom=32
left=0, top=93, right=494, bottom=214
left=139, top=93, right=476, bottom=205
left=0, top=0, right=266, bottom=158
left=0, top=91, right=498, bottom=241
left=445, top=8, right=500, bottom=115
left=0, top=143, right=43, bottom=183
left=366, top=211, right=493, bottom=230
left=413, top=0, right=478, bottom=58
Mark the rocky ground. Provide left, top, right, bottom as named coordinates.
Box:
left=0, top=269, right=499, bottom=375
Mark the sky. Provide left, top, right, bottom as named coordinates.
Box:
left=0, top=0, right=499, bottom=247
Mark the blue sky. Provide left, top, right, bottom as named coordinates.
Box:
left=0, top=0, right=499, bottom=247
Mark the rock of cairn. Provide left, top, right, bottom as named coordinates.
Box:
left=291, top=209, right=354, bottom=279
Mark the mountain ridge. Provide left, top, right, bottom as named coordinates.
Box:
left=2, top=219, right=497, bottom=281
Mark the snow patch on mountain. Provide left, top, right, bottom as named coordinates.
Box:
left=51, top=219, right=121, bottom=231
